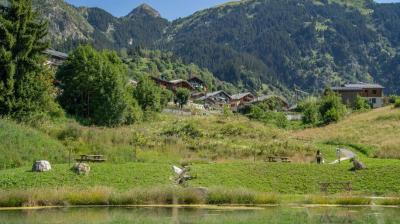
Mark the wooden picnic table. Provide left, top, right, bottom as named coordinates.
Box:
left=76, top=154, right=106, bottom=163
left=319, top=182, right=352, bottom=193
left=267, top=156, right=291, bottom=163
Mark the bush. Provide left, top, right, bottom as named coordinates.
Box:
left=162, top=122, right=203, bottom=138
left=298, top=97, right=320, bottom=125
left=319, top=90, right=347, bottom=124
left=394, top=98, right=400, bottom=108
left=354, top=95, right=371, bottom=111
left=247, top=106, right=289, bottom=128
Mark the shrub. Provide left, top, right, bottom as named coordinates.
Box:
left=319, top=90, right=347, bottom=124
left=394, top=98, right=400, bottom=108
left=162, top=122, right=203, bottom=138
left=298, top=97, right=320, bottom=125
left=354, top=95, right=371, bottom=111
left=247, top=106, right=288, bottom=128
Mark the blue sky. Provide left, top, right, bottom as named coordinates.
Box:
left=65, top=0, right=400, bottom=20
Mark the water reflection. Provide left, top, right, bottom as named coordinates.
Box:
left=0, top=206, right=399, bottom=224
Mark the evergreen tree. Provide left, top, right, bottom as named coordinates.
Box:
left=0, top=0, right=61, bottom=119
left=57, top=45, right=140, bottom=126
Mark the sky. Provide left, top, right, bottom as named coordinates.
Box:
left=65, top=0, right=400, bottom=21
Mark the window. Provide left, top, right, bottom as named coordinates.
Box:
left=371, top=98, right=377, bottom=104
left=372, top=90, right=377, bottom=95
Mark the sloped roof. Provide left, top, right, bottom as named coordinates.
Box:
left=231, top=92, right=254, bottom=100
left=251, top=95, right=289, bottom=106
left=197, top=90, right=231, bottom=101
left=43, top=49, right=68, bottom=59
left=332, top=83, right=384, bottom=91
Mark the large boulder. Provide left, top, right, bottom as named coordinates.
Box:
left=72, top=163, right=90, bottom=175
left=32, top=160, right=52, bottom=172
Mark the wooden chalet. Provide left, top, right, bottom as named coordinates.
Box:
left=187, top=76, right=208, bottom=92
left=230, top=92, right=255, bottom=109
left=43, top=49, right=68, bottom=67
left=331, top=83, right=385, bottom=108
left=151, top=77, right=195, bottom=92
left=196, top=90, right=232, bottom=109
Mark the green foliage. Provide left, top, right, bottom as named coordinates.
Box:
left=0, top=0, right=61, bottom=120
left=57, top=45, right=139, bottom=126
left=319, top=91, right=347, bottom=124
left=298, top=97, right=320, bottom=125
left=162, top=122, right=203, bottom=138
left=394, top=98, right=400, bottom=108
left=354, top=95, right=371, bottom=111
left=174, top=88, right=190, bottom=108
left=248, top=106, right=289, bottom=128
left=133, top=75, right=164, bottom=112
left=124, top=48, right=226, bottom=92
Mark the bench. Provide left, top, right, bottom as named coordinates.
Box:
left=76, top=155, right=106, bottom=163
left=319, top=182, right=352, bottom=193
left=267, top=156, right=292, bottom=163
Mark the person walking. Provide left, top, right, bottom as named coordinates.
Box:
left=316, top=150, right=323, bottom=164
left=336, top=148, right=341, bottom=164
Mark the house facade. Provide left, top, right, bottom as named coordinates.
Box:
left=187, top=76, right=208, bottom=92
left=196, top=90, right=232, bottom=109
left=332, top=83, right=385, bottom=108
left=230, top=92, right=255, bottom=109
left=43, top=49, right=68, bottom=67
left=151, top=77, right=195, bottom=92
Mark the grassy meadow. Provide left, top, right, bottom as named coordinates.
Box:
left=1, top=106, right=400, bottom=206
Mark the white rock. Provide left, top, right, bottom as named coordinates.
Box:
left=32, top=160, right=52, bottom=172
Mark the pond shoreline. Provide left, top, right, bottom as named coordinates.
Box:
left=0, top=202, right=399, bottom=211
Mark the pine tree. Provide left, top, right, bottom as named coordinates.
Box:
left=0, top=0, right=60, bottom=119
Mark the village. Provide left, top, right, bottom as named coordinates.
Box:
left=45, top=49, right=388, bottom=119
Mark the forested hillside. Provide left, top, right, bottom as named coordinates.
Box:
left=32, top=0, right=400, bottom=97
left=124, top=48, right=238, bottom=93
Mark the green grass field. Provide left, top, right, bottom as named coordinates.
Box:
left=1, top=106, right=400, bottom=206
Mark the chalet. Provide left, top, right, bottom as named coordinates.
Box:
left=230, top=92, right=255, bottom=109
left=250, top=95, right=289, bottom=111
left=187, top=76, right=207, bottom=92
left=331, top=83, right=385, bottom=108
left=196, top=90, right=231, bottom=109
left=170, top=79, right=195, bottom=91
left=43, top=49, right=68, bottom=67
left=151, top=77, right=195, bottom=92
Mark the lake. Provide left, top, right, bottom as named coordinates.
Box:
left=0, top=206, right=399, bottom=224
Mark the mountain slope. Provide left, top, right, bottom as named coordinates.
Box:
left=164, top=0, right=400, bottom=95
left=32, top=0, right=400, bottom=97
left=33, top=1, right=169, bottom=51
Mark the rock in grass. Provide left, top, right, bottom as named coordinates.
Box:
left=32, top=160, right=52, bottom=172
left=72, top=163, right=90, bottom=175
left=350, top=158, right=367, bottom=171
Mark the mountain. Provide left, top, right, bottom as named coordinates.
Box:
left=33, top=0, right=169, bottom=51
left=32, top=0, right=400, bottom=97
left=163, top=0, right=400, bottom=96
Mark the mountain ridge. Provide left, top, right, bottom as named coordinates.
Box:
left=32, top=0, right=400, bottom=97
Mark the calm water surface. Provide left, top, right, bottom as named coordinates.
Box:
left=0, top=206, right=399, bottom=224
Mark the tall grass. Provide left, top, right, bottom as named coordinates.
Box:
left=304, top=195, right=372, bottom=205
left=0, top=187, right=281, bottom=208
